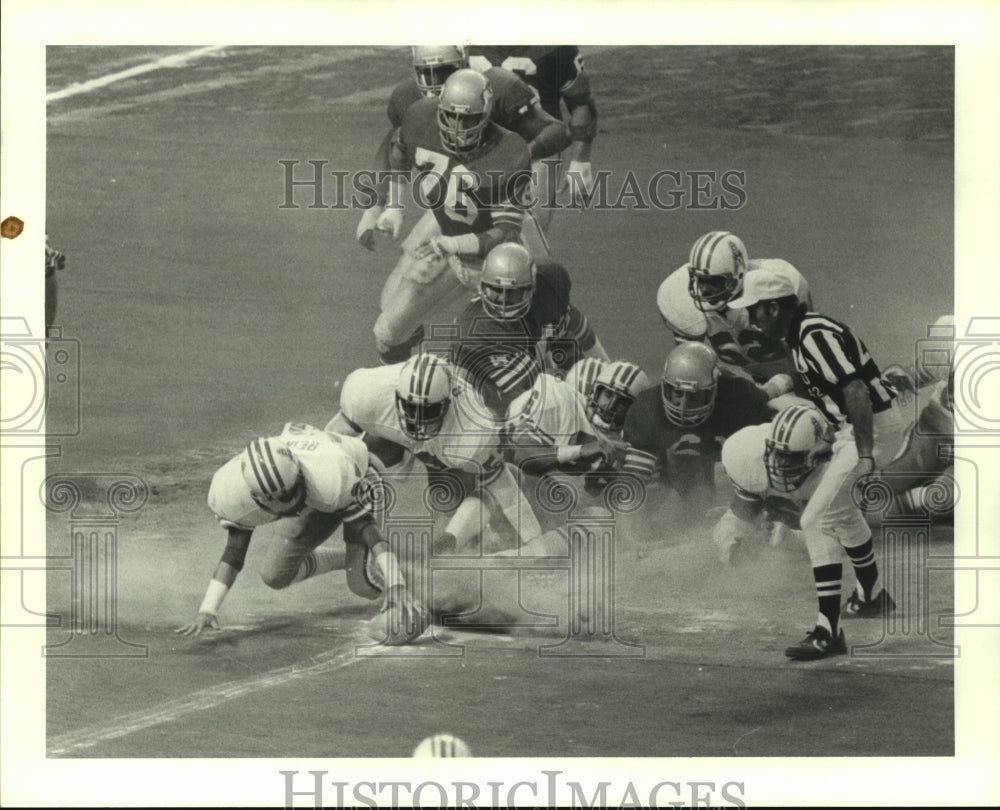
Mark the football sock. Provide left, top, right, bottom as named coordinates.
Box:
left=844, top=536, right=880, bottom=601
left=813, top=562, right=842, bottom=635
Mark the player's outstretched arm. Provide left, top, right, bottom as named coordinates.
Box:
left=356, top=521, right=429, bottom=645
left=174, top=528, right=252, bottom=636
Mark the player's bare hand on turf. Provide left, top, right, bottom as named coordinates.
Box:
left=355, top=206, right=385, bottom=251
left=379, top=584, right=429, bottom=646
left=174, top=612, right=220, bottom=636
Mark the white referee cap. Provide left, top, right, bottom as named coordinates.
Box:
left=727, top=269, right=797, bottom=308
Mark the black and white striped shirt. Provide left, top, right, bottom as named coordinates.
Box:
left=788, top=310, right=896, bottom=426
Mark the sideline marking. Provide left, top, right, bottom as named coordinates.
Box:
left=47, top=642, right=361, bottom=756
left=46, top=46, right=226, bottom=103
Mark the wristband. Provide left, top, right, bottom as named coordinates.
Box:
left=197, top=579, right=229, bottom=615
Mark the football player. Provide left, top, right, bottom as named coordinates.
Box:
left=467, top=45, right=599, bottom=211
left=716, top=405, right=895, bottom=660
left=176, top=423, right=427, bottom=644
left=876, top=315, right=955, bottom=522
left=656, top=231, right=812, bottom=383
left=371, top=69, right=538, bottom=365
left=504, top=371, right=628, bottom=481
left=448, top=242, right=609, bottom=416
left=326, top=352, right=544, bottom=554
left=356, top=46, right=570, bottom=257
left=621, top=341, right=779, bottom=514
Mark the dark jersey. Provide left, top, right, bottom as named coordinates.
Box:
left=452, top=260, right=593, bottom=412
left=387, top=68, right=538, bottom=133
left=468, top=46, right=588, bottom=120
left=622, top=373, right=772, bottom=492
left=392, top=98, right=531, bottom=238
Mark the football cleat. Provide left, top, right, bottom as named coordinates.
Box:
left=764, top=405, right=834, bottom=492
left=687, top=231, right=748, bottom=312
left=412, top=45, right=467, bottom=97
left=842, top=588, right=896, bottom=619
left=437, top=69, right=493, bottom=155
left=784, top=625, right=848, bottom=660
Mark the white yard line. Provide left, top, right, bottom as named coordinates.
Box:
left=46, top=45, right=227, bottom=103
left=47, top=642, right=361, bottom=756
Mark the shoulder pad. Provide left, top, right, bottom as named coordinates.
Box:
left=720, top=425, right=770, bottom=494
left=656, top=265, right=706, bottom=339
left=340, top=365, right=396, bottom=424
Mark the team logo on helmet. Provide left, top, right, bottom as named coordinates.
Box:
left=687, top=231, right=748, bottom=312
left=437, top=69, right=494, bottom=156
left=479, top=243, right=535, bottom=320
left=764, top=405, right=833, bottom=492
left=412, top=45, right=467, bottom=97
left=240, top=437, right=305, bottom=515
left=396, top=353, right=453, bottom=440
left=660, top=341, right=720, bottom=426
left=587, top=360, right=650, bottom=433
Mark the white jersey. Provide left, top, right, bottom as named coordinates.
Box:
left=337, top=363, right=499, bottom=474
left=720, top=422, right=852, bottom=513
left=507, top=373, right=602, bottom=448
left=208, top=423, right=371, bottom=532
left=657, top=258, right=811, bottom=381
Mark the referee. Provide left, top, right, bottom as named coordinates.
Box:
left=727, top=269, right=904, bottom=473
left=727, top=270, right=903, bottom=653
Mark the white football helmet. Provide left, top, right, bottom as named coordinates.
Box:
left=764, top=405, right=833, bottom=492
left=412, top=46, right=467, bottom=97
left=240, top=437, right=305, bottom=515
left=587, top=361, right=650, bottom=433
left=412, top=733, right=472, bottom=757
left=437, top=68, right=493, bottom=155
left=661, top=341, right=720, bottom=426
left=395, top=353, right=453, bottom=440
left=479, top=242, right=535, bottom=320
left=687, top=231, right=748, bottom=312
left=567, top=356, right=606, bottom=400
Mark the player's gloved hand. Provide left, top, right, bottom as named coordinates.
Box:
left=174, top=612, right=220, bottom=636
left=374, top=206, right=404, bottom=240
left=559, top=160, right=595, bottom=195
left=378, top=584, right=429, bottom=646
left=355, top=205, right=385, bottom=251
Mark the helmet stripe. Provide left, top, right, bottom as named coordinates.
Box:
left=693, top=231, right=728, bottom=273
left=248, top=438, right=282, bottom=494
left=773, top=406, right=807, bottom=447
